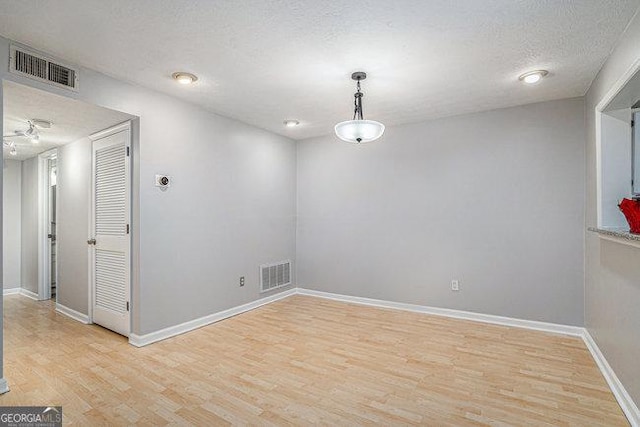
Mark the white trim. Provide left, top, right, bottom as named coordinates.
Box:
left=89, top=121, right=131, bottom=141
left=595, top=57, right=640, bottom=227
left=129, top=288, right=296, bottom=347
left=296, top=288, right=584, bottom=336
left=19, top=288, right=40, bottom=300
left=37, top=149, right=57, bottom=301
left=582, top=330, right=640, bottom=426
left=3, top=287, right=21, bottom=296
left=55, top=303, right=90, bottom=325
left=0, top=378, right=9, bottom=394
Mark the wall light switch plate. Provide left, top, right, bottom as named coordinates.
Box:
left=451, top=280, right=460, bottom=291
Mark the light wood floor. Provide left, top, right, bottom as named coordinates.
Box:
left=1, top=294, right=628, bottom=426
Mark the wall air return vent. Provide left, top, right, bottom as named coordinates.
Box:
left=260, top=260, right=291, bottom=293
left=9, top=45, right=78, bottom=91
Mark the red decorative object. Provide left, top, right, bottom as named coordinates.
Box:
left=618, top=198, right=640, bottom=234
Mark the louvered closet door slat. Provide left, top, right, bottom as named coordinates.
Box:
left=95, top=144, right=126, bottom=236
left=95, top=249, right=126, bottom=313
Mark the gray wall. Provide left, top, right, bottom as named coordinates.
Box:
left=0, top=80, right=3, bottom=381
left=297, top=97, right=586, bottom=326
left=56, top=138, right=91, bottom=312
left=2, top=160, right=21, bottom=288
left=0, top=36, right=297, bottom=335
left=585, top=11, right=640, bottom=406
left=20, top=157, right=38, bottom=294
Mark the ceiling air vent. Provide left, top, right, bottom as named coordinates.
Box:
left=9, top=45, right=78, bottom=91
left=48, top=61, right=76, bottom=88
left=260, top=260, right=291, bottom=293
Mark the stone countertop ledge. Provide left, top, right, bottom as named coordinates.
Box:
left=588, top=227, right=640, bottom=248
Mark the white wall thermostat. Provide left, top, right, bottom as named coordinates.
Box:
left=155, top=174, right=171, bottom=188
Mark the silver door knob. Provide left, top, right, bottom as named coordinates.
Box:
left=87, top=238, right=96, bottom=245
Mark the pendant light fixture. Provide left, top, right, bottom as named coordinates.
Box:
left=334, top=72, right=385, bottom=143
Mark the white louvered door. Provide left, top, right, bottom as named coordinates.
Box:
left=90, top=122, right=130, bottom=336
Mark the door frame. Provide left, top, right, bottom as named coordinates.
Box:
left=37, top=149, right=58, bottom=301
left=87, top=120, right=132, bottom=334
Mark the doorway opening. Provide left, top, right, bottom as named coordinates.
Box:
left=2, top=79, right=137, bottom=338
left=48, top=156, right=57, bottom=300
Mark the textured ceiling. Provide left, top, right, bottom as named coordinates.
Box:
left=0, top=0, right=638, bottom=140
left=3, top=81, right=133, bottom=160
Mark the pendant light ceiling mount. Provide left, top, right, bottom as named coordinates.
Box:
left=334, top=71, right=385, bottom=144
left=351, top=71, right=367, bottom=81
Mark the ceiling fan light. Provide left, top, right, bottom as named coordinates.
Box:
left=4, top=141, right=17, bottom=156
left=334, top=120, right=385, bottom=143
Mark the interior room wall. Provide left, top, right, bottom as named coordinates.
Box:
left=297, top=97, right=586, bottom=326
left=2, top=159, right=21, bottom=289
left=56, top=137, right=90, bottom=312
left=20, top=156, right=38, bottom=294
left=0, top=36, right=297, bottom=335
left=0, top=80, right=4, bottom=386
left=584, top=11, right=640, bottom=406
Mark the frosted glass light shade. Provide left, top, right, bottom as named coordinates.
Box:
left=334, top=119, right=385, bottom=143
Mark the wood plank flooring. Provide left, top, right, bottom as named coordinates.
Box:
left=0, top=294, right=628, bottom=426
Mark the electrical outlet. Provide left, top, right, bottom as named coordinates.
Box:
left=239, top=276, right=245, bottom=287
left=451, top=280, right=460, bottom=291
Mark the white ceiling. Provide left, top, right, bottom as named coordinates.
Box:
left=0, top=0, right=638, bottom=140
left=3, top=81, right=133, bottom=160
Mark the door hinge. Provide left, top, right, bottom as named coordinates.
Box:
left=126, top=301, right=129, bottom=312
left=126, top=224, right=130, bottom=234
left=126, top=146, right=130, bottom=156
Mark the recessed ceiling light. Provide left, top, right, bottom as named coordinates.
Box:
left=172, top=72, right=198, bottom=85
left=283, top=120, right=300, bottom=128
left=519, top=70, right=549, bottom=84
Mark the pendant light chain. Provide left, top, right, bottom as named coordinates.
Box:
left=352, top=80, right=364, bottom=120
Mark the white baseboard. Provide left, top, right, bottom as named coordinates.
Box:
left=129, top=288, right=297, bottom=347
left=582, top=330, right=640, bottom=426
left=55, top=303, right=90, bottom=325
left=296, top=288, right=638, bottom=425
left=0, top=378, right=9, bottom=394
left=3, top=288, right=39, bottom=299
left=19, top=288, right=40, bottom=300
left=122, top=285, right=638, bottom=425
left=296, top=288, right=584, bottom=336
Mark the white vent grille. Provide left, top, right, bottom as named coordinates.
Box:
left=95, top=249, right=126, bottom=313
left=14, top=49, right=47, bottom=79
left=260, top=260, right=291, bottom=292
left=9, top=45, right=78, bottom=90
left=48, top=61, right=76, bottom=88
